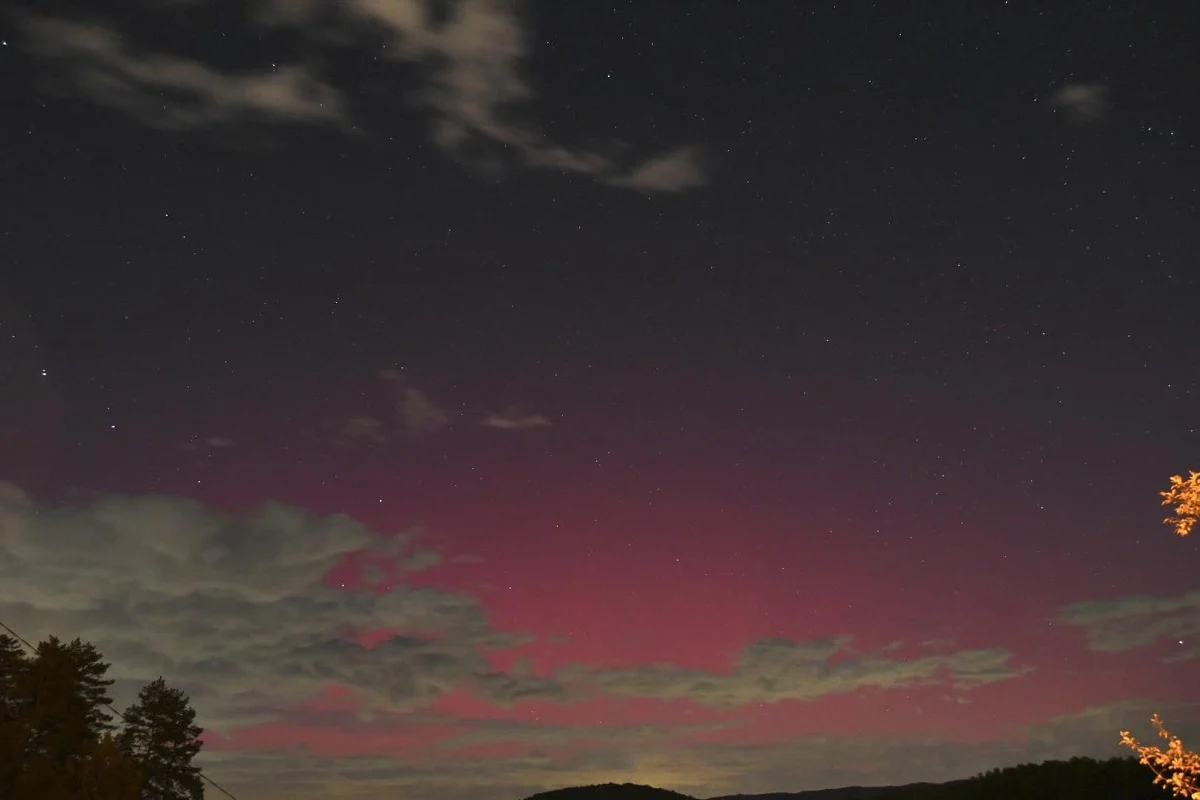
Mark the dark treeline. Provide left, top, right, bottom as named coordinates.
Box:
left=0, top=633, right=205, bottom=800
left=539, top=757, right=1164, bottom=800
left=891, top=756, right=1166, bottom=800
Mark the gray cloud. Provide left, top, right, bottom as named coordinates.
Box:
left=0, top=482, right=564, bottom=730
left=403, top=548, right=443, bottom=571
left=181, top=436, right=237, bottom=453
left=256, top=0, right=705, bottom=189
left=376, top=369, right=450, bottom=433
left=17, top=15, right=349, bottom=130
left=1020, top=698, right=1200, bottom=762
left=481, top=407, right=552, bottom=431
left=1055, top=591, right=1200, bottom=659
left=604, top=146, right=708, bottom=193
left=336, top=415, right=392, bottom=447
left=570, top=636, right=1029, bottom=707
left=1047, top=82, right=1110, bottom=123
left=435, top=716, right=729, bottom=751
left=336, top=371, right=451, bottom=446
left=338, top=373, right=560, bottom=443
left=398, top=388, right=451, bottom=433
left=193, top=697, right=1200, bottom=800
left=16, top=0, right=707, bottom=191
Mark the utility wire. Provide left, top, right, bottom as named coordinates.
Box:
left=0, top=618, right=243, bottom=800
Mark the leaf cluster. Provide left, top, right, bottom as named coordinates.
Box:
left=1161, top=471, right=1200, bottom=537
left=1121, top=715, right=1200, bottom=800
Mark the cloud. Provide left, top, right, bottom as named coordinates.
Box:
left=568, top=636, right=1029, bottom=707
left=16, top=1, right=707, bottom=191
left=1047, top=82, right=1109, bottom=123
left=402, top=548, right=443, bottom=572
left=181, top=436, right=236, bottom=453
left=481, top=407, right=552, bottom=431
left=339, top=371, right=560, bottom=444
left=1055, top=590, right=1200, bottom=659
left=436, top=716, right=728, bottom=752
left=604, top=146, right=708, bottom=193
left=336, top=371, right=450, bottom=446
left=0, top=482, right=566, bottom=730
left=16, top=15, right=349, bottom=130
left=336, top=416, right=392, bottom=447
left=258, top=0, right=704, bottom=188
left=1019, top=698, right=1200, bottom=762
left=194, top=698, right=1200, bottom=800
left=377, top=369, right=451, bottom=434
left=398, top=386, right=450, bottom=433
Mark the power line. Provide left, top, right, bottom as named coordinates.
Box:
left=0, top=618, right=244, bottom=800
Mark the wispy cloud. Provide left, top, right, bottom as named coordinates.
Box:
left=336, top=370, right=450, bottom=446
left=378, top=369, right=451, bottom=434
left=1019, top=698, right=1200, bottom=761
left=435, top=716, right=729, bottom=752
left=568, top=636, right=1030, bottom=707
left=481, top=407, right=552, bottom=431
left=15, top=1, right=707, bottom=191
left=17, top=15, right=348, bottom=130
left=336, top=416, right=392, bottom=447
left=339, top=371, right=560, bottom=445
left=1055, top=590, right=1200, bottom=660
left=1047, top=82, right=1110, bottom=123
left=402, top=548, right=443, bottom=572
left=604, top=145, right=708, bottom=193
left=181, top=436, right=237, bottom=453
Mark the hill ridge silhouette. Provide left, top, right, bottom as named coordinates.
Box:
left=518, top=781, right=946, bottom=800
left=517, top=756, right=1165, bottom=800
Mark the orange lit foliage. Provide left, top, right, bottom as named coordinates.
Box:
left=1117, top=472, right=1200, bottom=799
left=1161, top=471, right=1200, bottom=537
left=1121, top=715, right=1199, bottom=800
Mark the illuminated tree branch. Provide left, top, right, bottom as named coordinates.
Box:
left=1120, top=715, right=1200, bottom=799
left=1161, top=471, right=1200, bottom=537
left=1117, top=472, right=1200, bottom=799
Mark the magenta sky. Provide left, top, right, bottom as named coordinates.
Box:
left=3, top=341, right=1197, bottom=799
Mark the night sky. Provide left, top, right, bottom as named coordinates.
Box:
left=2, top=1, right=1199, bottom=799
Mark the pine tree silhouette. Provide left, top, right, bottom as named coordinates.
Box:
left=120, top=677, right=206, bottom=800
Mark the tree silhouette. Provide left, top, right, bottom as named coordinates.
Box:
left=119, top=677, right=205, bottom=800
left=0, top=633, right=31, bottom=791
left=0, top=633, right=22, bottom=701
left=0, top=634, right=140, bottom=799
left=66, top=732, right=145, bottom=800
left=21, top=636, right=115, bottom=761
